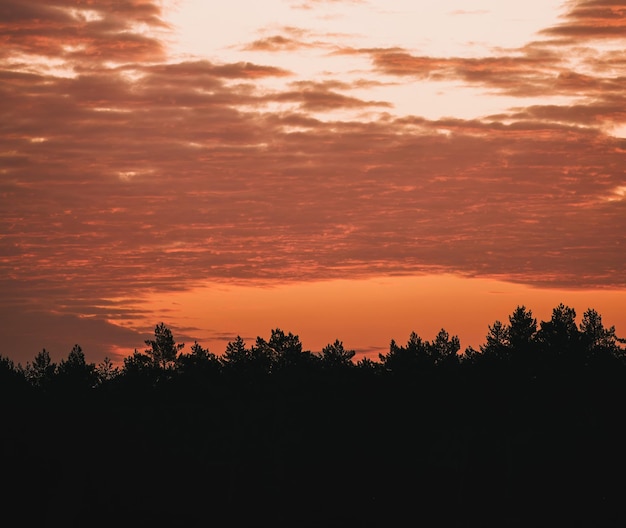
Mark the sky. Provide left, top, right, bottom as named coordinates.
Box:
left=1, top=0, right=625, bottom=366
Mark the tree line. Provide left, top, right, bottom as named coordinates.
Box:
left=2, top=303, right=623, bottom=393
left=2, top=303, right=626, bottom=527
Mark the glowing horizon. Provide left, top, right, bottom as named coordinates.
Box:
left=105, top=273, right=626, bottom=362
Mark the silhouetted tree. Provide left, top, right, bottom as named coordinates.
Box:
left=355, top=356, right=380, bottom=372
left=480, top=320, right=509, bottom=361
left=406, top=331, right=432, bottom=368
left=267, top=328, right=311, bottom=370
left=95, top=357, right=120, bottom=385
left=144, top=322, right=184, bottom=370
left=537, top=303, right=580, bottom=360
left=24, top=348, right=56, bottom=390
left=0, top=354, right=27, bottom=394
left=507, top=305, right=537, bottom=352
left=579, top=308, right=624, bottom=366
left=380, top=332, right=428, bottom=372
left=380, top=329, right=460, bottom=372
left=460, top=345, right=480, bottom=364
left=177, top=341, right=220, bottom=378
left=222, top=334, right=275, bottom=378
left=320, top=339, right=355, bottom=368
left=222, top=335, right=249, bottom=366
left=0, top=354, right=16, bottom=373
left=580, top=308, right=618, bottom=352
left=428, top=328, right=461, bottom=367
left=243, top=328, right=315, bottom=375
left=122, top=348, right=157, bottom=383
left=56, top=344, right=97, bottom=391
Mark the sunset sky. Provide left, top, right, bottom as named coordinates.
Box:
left=1, top=0, right=625, bottom=366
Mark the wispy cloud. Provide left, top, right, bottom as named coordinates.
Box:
left=289, top=0, right=367, bottom=10
left=448, top=10, right=490, bottom=16
left=242, top=34, right=312, bottom=52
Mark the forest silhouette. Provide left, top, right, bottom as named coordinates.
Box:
left=2, top=304, right=626, bottom=527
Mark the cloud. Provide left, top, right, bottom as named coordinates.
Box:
left=290, top=0, right=366, bottom=10
left=498, top=96, right=626, bottom=127
left=348, top=47, right=572, bottom=98
left=239, top=25, right=353, bottom=53
left=0, top=0, right=167, bottom=64
left=270, top=80, right=392, bottom=111
left=540, top=0, right=626, bottom=40
left=242, top=35, right=313, bottom=52
left=0, top=304, right=144, bottom=365
left=336, top=46, right=567, bottom=99
left=340, top=0, right=626, bottom=128
left=1, top=0, right=625, bottom=362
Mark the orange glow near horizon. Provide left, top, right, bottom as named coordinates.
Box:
left=111, top=274, right=626, bottom=363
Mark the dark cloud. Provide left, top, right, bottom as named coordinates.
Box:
left=0, top=304, right=143, bottom=365
left=271, top=80, right=392, bottom=110
left=499, top=97, right=626, bottom=126
left=352, top=47, right=578, bottom=99
left=336, top=47, right=568, bottom=98
left=0, top=0, right=167, bottom=63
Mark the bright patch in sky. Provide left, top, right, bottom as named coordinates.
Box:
left=164, top=0, right=567, bottom=120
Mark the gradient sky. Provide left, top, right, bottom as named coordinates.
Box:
left=1, top=0, right=625, bottom=365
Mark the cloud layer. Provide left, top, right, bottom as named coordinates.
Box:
left=1, top=0, right=625, bottom=361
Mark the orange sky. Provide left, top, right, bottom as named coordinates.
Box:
left=1, top=0, right=625, bottom=365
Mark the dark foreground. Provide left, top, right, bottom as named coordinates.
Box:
left=3, top=305, right=626, bottom=527
left=4, top=365, right=626, bottom=528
